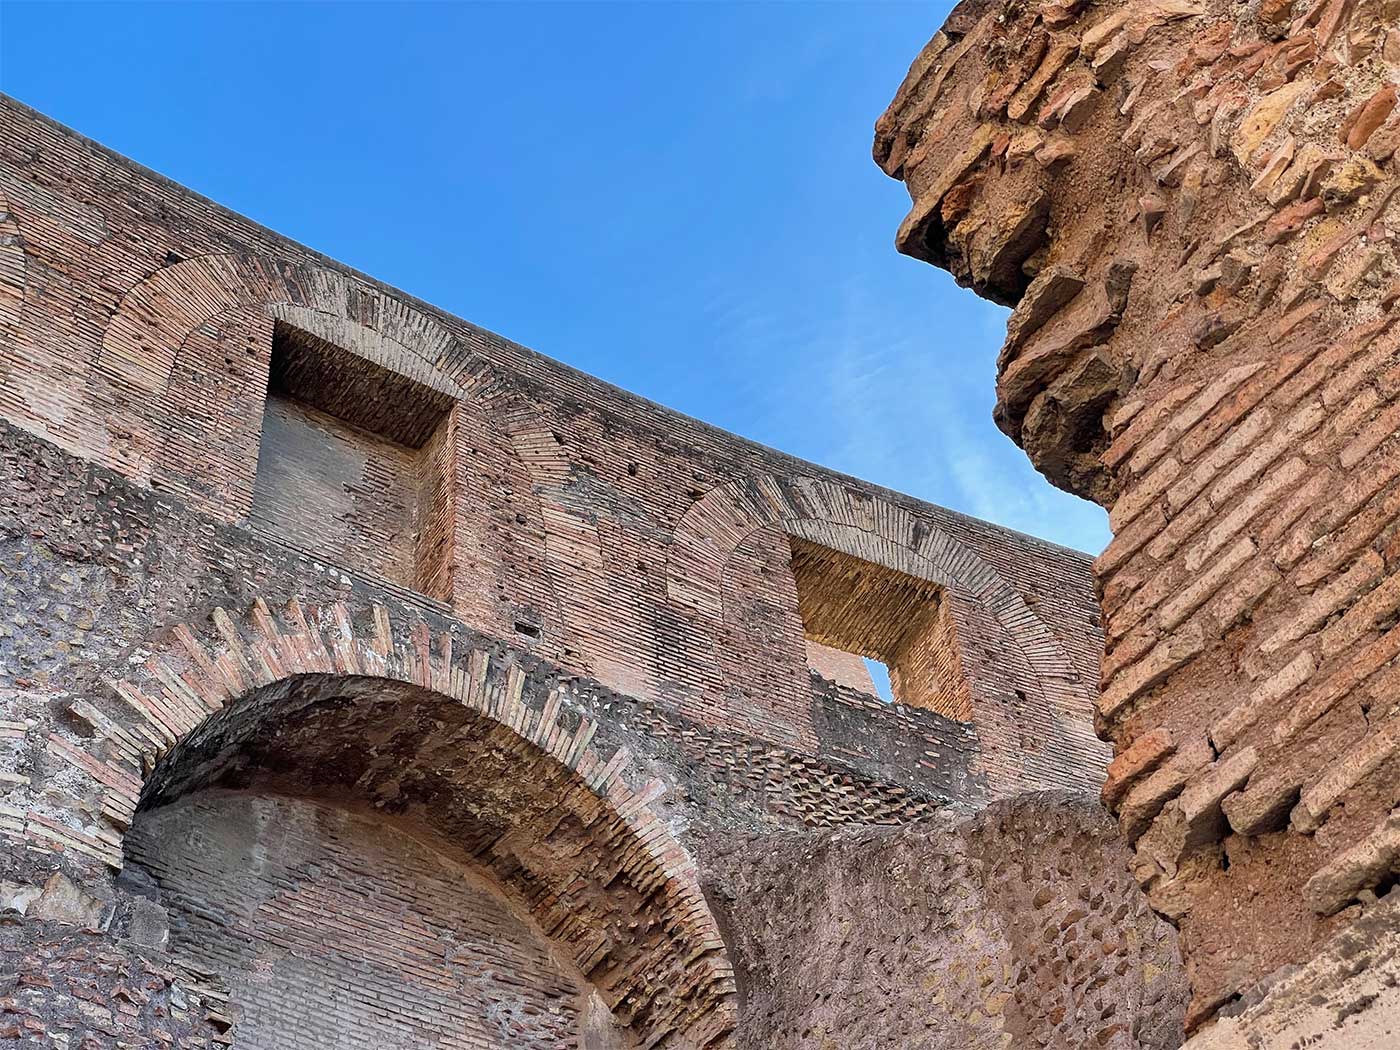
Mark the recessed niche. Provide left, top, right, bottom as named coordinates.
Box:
left=789, top=535, right=969, bottom=718
left=250, top=321, right=456, bottom=599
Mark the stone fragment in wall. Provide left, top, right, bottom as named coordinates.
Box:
left=997, top=261, right=1135, bottom=438
left=939, top=174, right=983, bottom=228
left=1191, top=309, right=1245, bottom=350
left=1232, top=82, right=1311, bottom=168
left=1119, top=733, right=1213, bottom=843
left=894, top=123, right=997, bottom=260
left=1254, top=250, right=1287, bottom=307
left=1364, top=115, right=1400, bottom=166
left=1177, top=746, right=1259, bottom=853
left=1102, top=727, right=1176, bottom=809
left=1041, top=0, right=1086, bottom=30
left=1140, top=192, right=1168, bottom=236
left=962, top=184, right=1051, bottom=303
left=1264, top=196, right=1325, bottom=243
left=125, top=897, right=170, bottom=950
left=1261, top=549, right=1384, bottom=656
left=1133, top=751, right=1260, bottom=892
left=1267, top=143, right=1338, bottom=207
left=1320, top=155, right=1385, bottom=208
left=1156, top=142, right=1206, bottom=190
left=1303, top=807, right=1400, bottom=915
left=1342, top=85, right=1398, bottom=151
left=1019, top=348, right=1119, bottom=498
left=1006, top=39, right=1079, bottom=124
left=1080, top=0, right=1204, bottom=64
left=1313, top=77, right=1349, bottom=107
left=1222, top=767, right=1304, bottom=836
left=0, top=880, right=41, bottom=916
left=1002, top=265, right=1086, bottom=358
left=1218, top=252, right=1255, bottom=293
left=28, top=871, right=109, bottom=929
left=1135, top=845, right=1220, bottom=924
left=1292, top=715, right=1400, bottom=833
left=1033, top=136, right=1077, bottom=168
left=1007, top=127, right=1046, bottom=163
left=1210, top=651, right=1316, bottom=752
left=1099, top=622, right=1207, bottom=731
left=1258, top=34, right=1317, bottom=91
left=1038, top=74, right=1099, bottom=134
left=1325, top=245, right=1386, bottom=302
left=1251, top=136, right=1297, bottom=197
left=1259, top=0, right=1296, bottom=37
left=983, top=29, right=1050, bottom=119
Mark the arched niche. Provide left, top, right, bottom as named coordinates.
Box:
left=59, top=598, right=737, bottom=1049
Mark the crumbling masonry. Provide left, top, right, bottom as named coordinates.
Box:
left=877, top=0, right=1400, bottom=1045
left=0, top=93, right=1190, bottom=1049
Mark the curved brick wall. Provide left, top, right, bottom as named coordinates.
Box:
left=877, top=0, right=1400, bottom=1035
left=127, top=792, right=619, bottom=1049
left=0, top=92, right=1104, bottom=801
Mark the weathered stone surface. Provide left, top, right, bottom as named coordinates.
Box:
left=878, top=0, right=1400, bottom=1036
left=710, top=794, right=1187, bottom=1050
left=1183, top=891, right=1400, bottom=1049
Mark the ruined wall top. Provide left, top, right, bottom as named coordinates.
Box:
left=0, top=93, right=1109, bottom=816
left=877, top=0, right=1400, bottom=502
left=877, top=0, right=1400, bottom=1036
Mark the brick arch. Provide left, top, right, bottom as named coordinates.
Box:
left=669, top=477, right=1085, bottom=696
left=95, top=252, right=469, bottom=394
left=668, top=476, right=1100, bottom=756
left=51, top=598, right=737, bottom=1049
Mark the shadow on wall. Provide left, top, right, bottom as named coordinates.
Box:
left=116, top=671, right=730, bottom=1050
left=126, top=791, right=624, bottom=1050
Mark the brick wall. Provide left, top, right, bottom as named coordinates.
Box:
left=127, top=791, right=617, bottom=1049
left=876, top=0, right=1400, bottom=1037
left=0, top=93, right=1105, bottom=801
left=707, top=793, right=1188, bottom=1050
left=0, top=89, right=1147, bottom=1049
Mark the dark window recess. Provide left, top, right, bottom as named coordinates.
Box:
left=788, top=535, right=969, bottom=718
left=250, top=321, right=457, bottom=599
left=514, top=621, right=542, bottom=640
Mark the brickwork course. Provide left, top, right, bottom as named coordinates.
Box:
left=0, top=92, right=1191, bottom=1048
left=877, top=0, right=1400, bottom=1044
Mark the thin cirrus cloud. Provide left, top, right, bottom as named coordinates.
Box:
left=0, top=0, right=1110, bottom=556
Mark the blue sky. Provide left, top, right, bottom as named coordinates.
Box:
left=0, top=1, right=1109, bottom=556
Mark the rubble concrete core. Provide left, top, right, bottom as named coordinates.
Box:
left=877, top=0, right=1400, bottom=1043
left=0, top=90, right=1183, bottom=1048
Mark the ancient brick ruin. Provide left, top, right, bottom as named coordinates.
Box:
left=0, top=92, right=1196, bottom=1049
left=877, top=0, right=1400, bottom=1045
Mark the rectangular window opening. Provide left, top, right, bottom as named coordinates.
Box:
left=789, top=535, right=970, bottom=719
left=250, top=321, right=457, bottom=600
